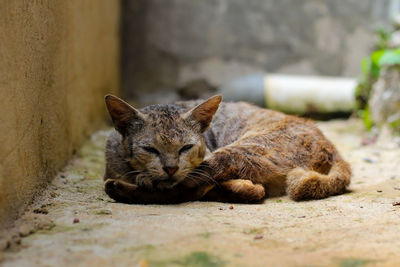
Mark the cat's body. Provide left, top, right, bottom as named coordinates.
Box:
left=104, top=95, right=351, bottom=204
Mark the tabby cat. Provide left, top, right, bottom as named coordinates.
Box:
left=104, top=95, right=351, bottom=204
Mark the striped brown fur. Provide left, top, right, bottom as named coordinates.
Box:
left=104, top=95, right=351, bottom=204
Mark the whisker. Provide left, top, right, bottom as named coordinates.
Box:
left=186, top=174, right=212, bottom=186
left=120, top=170, right=141, bottom=178
left=186, top=170, right=216, bottom=185
left=189, top=170, right=217, bottom=184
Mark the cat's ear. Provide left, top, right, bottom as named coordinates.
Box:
left=105, top=95, right=146, bottom=135
left=183, top=95, right=222, bottom=132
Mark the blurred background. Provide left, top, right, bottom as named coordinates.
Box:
left=121, top=0, right=396, bottom=105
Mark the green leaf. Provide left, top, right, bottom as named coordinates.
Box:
left=361, top=57, right=370, bottom=76
left=371, top=50, right=385, bottom=66
left=370, top=50, right=384, bottom=78
left=389, top=118, right=400, bottom=134
left=358, top=108, right=373, bottom=131
left=378, top=49, right=400, bottom=66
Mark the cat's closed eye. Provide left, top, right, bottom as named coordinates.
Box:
left=179, top=144, right=194, bottom=154
left=141, top=146, right=160, bottom=155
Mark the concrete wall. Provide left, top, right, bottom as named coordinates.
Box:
left=0, top=1, right=119, bottom=229
left=122, top=0, right=390, bottom=100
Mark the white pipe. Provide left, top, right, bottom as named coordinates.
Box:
left=219, top=73, right=357, bottom=114
left=264, top=74, right=357, bottom=114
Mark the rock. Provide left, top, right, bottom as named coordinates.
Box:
left=362, top=157, right=376, bottom=164
left=369, top=68, right=400, bottom=132
left=95, top=209, right=112, bottom=215
left=33, top=208, right=49, bottom=214
left=389, top=30, right=400, bottom=48
left=18, top=225, right=33, bottom=237
left=254, top=234, right=263, bottom=240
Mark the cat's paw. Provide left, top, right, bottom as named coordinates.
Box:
left=221, top=179, right=266, bottom=202
left=136, top=176, right=154, bottom=189
left=104, top=179, right=120, bottom=201
left=104, top=179, right=138, bottom=203
left=156, top=180, right=178, bottom=191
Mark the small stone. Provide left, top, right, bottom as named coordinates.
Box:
left=298, top=215, right=306, bottom=218
left=361, top=136, right=377, bottom=146
left=33, top=208, right=48, bottom=214
left=377, top=190, right=383, bottom=193
left=18, top=225, right=33, bottom=237
left=95, top=209, right=112, bottom=215
left=50, top=192, right=57, bottom=198
left=394, top=186, right=400, bottom=190
left=362, top=157, right=375, bottom=163
left=360, top=206, right=364, bottom=208
left=393, top=201, right=400, bottom=206
left=60, top=174, right=66, bottom=178
left=229, top=206, right=234, bottom=210
left=73, top=218, right=80, bottom=224
left=254, top=234, right=263, bottom=240
left=218, top=207, right=223, bottom=210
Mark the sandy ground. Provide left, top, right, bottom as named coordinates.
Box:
left=1, top=119, right=400, bottom=267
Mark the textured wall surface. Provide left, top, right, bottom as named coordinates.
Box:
left=0, top=1, right=119, bottom=229
left=122, top=0, right=390, bottom=100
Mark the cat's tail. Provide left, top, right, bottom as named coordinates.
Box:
left=286, top=159, right=351, bottom=201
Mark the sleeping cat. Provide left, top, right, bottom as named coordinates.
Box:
left=104, top=95, right=351, bottom=204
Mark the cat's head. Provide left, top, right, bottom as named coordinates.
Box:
left=105, top=95, right=222, bottom=190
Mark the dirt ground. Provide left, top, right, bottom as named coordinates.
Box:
left=1, top=119, right=400, bottom=267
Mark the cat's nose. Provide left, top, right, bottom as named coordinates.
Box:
left=163, top=166, right=178, bottom=176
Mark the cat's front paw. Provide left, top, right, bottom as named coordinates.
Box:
left=104, top=179, right=138, bottom=203
left=156, top=180, right=179, bottom=191
left=104, top=179, right=120, bottom=201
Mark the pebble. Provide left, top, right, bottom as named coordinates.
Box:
left=362, top=157, right=376, bottom=164
left=229, top=206, right=234, bottom=210
left=254, top=234, right=263, bottom=240
left=18, top=225, right=33, bottom=237
left=377, top=190, right=383, bottom=193
left=96, top=209, right=112, bottom=215
left=73, top=218, right=80, bottom=224
left=33, top=208, right=49, bottom=214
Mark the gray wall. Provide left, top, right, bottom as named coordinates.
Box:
left=122, top=0, right=390, bottom=100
